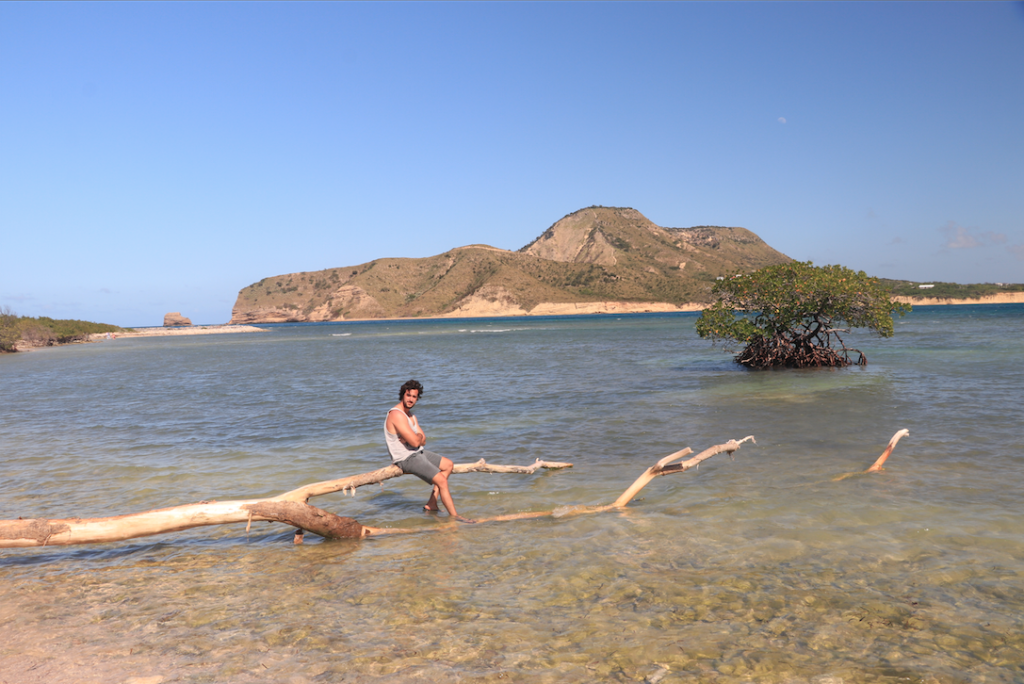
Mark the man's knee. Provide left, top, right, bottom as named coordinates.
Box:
left=440, top=456, right=453, bottom=472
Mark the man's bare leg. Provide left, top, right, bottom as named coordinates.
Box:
left=431, top=458, right=474, bottom=523
left=424, top=485, right=440, bottom=512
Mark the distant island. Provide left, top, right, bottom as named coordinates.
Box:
left=228, top=206, right=1024, bottom=324
left=228, top=206, right=792, bottom=324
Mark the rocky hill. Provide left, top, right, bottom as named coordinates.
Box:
left=228, top=206, right=791, bottom=323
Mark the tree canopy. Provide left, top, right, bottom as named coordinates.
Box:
left=0, top=307, right=123, bottom=352
left=695, top=262, right=911, bottom=369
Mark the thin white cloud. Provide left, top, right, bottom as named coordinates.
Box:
left=940, top=223, right=1021, bottom=259
left=941, top=221, right=981, bottom=249
left=778, top=117, right=787, bottom=124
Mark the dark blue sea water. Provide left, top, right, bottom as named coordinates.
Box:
left=2, top=306, right=1023, bottom=683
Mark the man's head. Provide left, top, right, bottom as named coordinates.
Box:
left=399, top=379, right=424, bottom=403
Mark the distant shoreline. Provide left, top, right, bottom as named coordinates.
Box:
left=10, top=294, right=1020, bottom=349
left=88, top=324, right=267, bottom=341
left=224, top=292, right=1024, bottom=328
left=892, top=292, right=1024, bottom=306
left=92, top=293, right=1024, bottom=342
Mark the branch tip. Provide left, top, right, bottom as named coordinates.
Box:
left=866, top=429, right=909, bottom=473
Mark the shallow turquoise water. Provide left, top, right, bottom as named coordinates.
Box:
left=2, top=307, right=1023, bottom=683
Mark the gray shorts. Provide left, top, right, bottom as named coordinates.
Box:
left=398, top=449, right=444, bottom=484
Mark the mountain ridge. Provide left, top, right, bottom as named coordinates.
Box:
left=228, top=206, right=792, bottom=324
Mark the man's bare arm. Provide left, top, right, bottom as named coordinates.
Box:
left=410, top=415, right=427, bottom=446
left=387, top=412, right=426, bottom=448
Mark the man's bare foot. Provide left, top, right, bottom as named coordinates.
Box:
left=423, top=485, right=441, bottom=513
left=454, top=515, right=477, bottom=524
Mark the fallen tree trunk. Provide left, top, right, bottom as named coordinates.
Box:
left=0, top=499, right=327, bottom=548
left=370, top=431, right=908, bottom=535
left=370, top=436, right=759, bottom=533
left=4, top=432, right=900, bottom=549
left=280, top=458, right=564, bottom=503
left=0, top=459, right=572, bottom=549
left=610, top=437, right=755, bottom=508
left=1, top=437, right=751, bottom=547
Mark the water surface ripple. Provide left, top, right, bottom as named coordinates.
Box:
left=2, top=308, right=1023, bottom=683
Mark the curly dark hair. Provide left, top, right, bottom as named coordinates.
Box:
left=399, top=379, right=424, bottom=401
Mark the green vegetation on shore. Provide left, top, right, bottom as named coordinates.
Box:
left=0, top=307, right=125, bottom=352
left=882, top=279, right=1024, bottom=299
left=697, top=262, right=910, bottom=368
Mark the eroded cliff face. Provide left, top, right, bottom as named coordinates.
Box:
left=442, top=285, right=529, bottom=318
left=520, top=208, right=620, bottom=267
left=230, top=285, right=386, bottom=323
left=229, top=206, right=793, bottom=323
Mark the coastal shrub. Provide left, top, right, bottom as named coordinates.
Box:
left=18, top=323, right=57, bottom=347
left=30, top=317, right=118, bottom=342
left=882, top=280, right=1024, bottom=299
left=696, top=261, right=910, bottom=368
left=0, top=308, right=123, bottom=351
left=0, top=306, right=19, bottom=352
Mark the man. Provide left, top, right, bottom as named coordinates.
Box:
left=385, top=379, right=473, bottom=522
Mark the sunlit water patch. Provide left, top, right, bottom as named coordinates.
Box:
left=2, top=308, right=1023, bottom=683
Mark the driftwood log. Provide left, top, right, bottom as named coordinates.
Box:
left=0, top=458, right=571, bottom=549
left=2, top=431, right=907, bottom=549
left=411, top=437, right=759, bottom=530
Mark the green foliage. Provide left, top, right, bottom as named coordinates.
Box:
left=0, top=307, right=123, bottom=351
left=28, top=316, right=122, bottom=342
left=881, top=279, right=1024, bottom=299
left=0, top=307, right=19, bottom=352
left=696, top=262, right=911, bottom=368
left=607, top=236, right=632, bottom=251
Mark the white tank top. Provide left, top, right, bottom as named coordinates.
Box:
left=385, top=407, right=423, bottom=463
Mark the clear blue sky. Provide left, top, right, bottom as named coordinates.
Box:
left=2, top=2, right=1022, bottom=326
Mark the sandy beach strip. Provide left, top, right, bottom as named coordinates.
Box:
left=88, top=324, right=267, bottom=340
left=892, top=292, right=1024, bottom=306
left=89, top=292, right=1024, bottom=342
